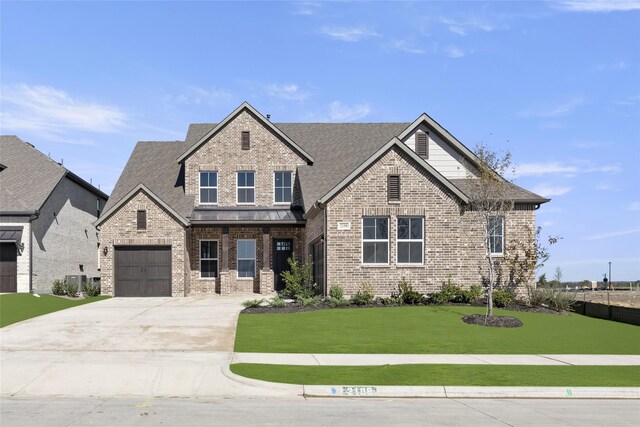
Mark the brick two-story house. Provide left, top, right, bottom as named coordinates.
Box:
left=95, top=102, right=548, bottom=297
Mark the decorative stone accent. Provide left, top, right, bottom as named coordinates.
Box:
left=259, top=269, right=275, bottom=294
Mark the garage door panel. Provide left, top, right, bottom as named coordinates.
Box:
left=114, top=246, right=171, bottom=297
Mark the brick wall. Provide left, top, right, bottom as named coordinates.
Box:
left=99, top=191, right=186, bottom=296
left=184, top=110, right=308, bottom=207
left=325, top=145, right=536, bottom=296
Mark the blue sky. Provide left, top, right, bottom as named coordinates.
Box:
left=1, top=1, right=639, bottom=281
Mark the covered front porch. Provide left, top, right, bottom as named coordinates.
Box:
left=186, top=207, right=306, bottom=295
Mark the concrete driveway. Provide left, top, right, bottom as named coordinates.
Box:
left=0, top=296, right=299, bottom=399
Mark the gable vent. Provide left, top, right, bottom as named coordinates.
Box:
left=137, top=210, right=147, bottom=230
left=388, top=175, right=401, bottom=202
left=416, top=132, right=428, bottom=159
left=241, top=131, right=250, bottom=150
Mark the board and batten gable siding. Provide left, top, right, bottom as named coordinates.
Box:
left=402, top=123, right=478, bottom=179
left=99, top=191, right=186, bottom=297
left=184, top=110, right=308, bottom=207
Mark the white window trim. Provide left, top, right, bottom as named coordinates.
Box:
left=199, top=171, right=218, bottom=205
left=237, top=239, right=256, bottom=279
left=236, top=171, right=256, bottom=205
left=488, top=216, right=505, bottom=256
left=199, top=239, right=219, bottom=279
left=273, top=171, right=293, bottom=205
left=361, top=216, right=390, bottom=266
left=396, top=217, right=424, bottom=265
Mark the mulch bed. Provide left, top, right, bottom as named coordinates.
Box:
left=462, top=313, right=523, bottom=328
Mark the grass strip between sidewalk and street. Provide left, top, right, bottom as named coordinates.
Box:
left=235, top=306, right=640, bottom=354
left=230, top=363, right=640, bottom=387
left=0, top=293, right=110, bottom=327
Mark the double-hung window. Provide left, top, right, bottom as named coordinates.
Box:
left=274, top=171, right=292, bottom=204
left=397, top=217, right=423, bottom=264
left=199, top=171, right=218, bottom=204
left=237, top=171, right=255, bottom=204
left=237, top=239, right=256, bottom=278
left=488, top=216, right=504, bottom=255
left=200, top=240, right=218, bottom=278
left=362, top=217, right=389, bottom=264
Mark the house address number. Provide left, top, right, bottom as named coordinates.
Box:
left=337, top=222, right=351, bottom=231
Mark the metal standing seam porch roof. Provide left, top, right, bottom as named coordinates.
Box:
left=190, top=207, right=305, bottom=224
left=0, top=226, right=24, bottom=249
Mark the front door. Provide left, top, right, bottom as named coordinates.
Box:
left=0, top=243, right=17, bottom=293
left=273, top=239, right=293, bottom=292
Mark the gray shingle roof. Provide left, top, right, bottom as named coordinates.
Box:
left=100, top=141, right=195, bottom=220
left=0, top=136, right=66, bottom=213
left=450, top=179, right=550, bottom=204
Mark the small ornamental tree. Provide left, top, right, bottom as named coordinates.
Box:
left=464, top=144, right=515, bottom=317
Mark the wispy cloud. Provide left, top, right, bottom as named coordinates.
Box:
left=613, top=94, right=640, bottom=106
left=439, top=16, right=495, bottom=36
left=513, top=161, right=621, bottom=178
left=572, top=140, right=611, bottom=149
left=595, top=183, right=617, bottom=191
left=292, top=1, right=321, bottom=16
left=165, top=85, right=232, bottom=105
left=318, top=26, right=380, bottom=42
left=265, top=83, right=309, bottom=103
left=443, top=45, right=465, bottom=58
left=531, top=184, right=572, bottom=197
left=0, top=83, right=126, bottom=141
left=629, top=202, right=640, bottom=211
left=584, top=228, right=640, bottom=241
left=389, top=40, right=425, bottom=55
left=328, top=101, right=371, bottom=121
left=556, top=1, right=640, bottom=13
left=518, top=97, right=585, bottom=118
left=597, top=61, right=627, bottom=70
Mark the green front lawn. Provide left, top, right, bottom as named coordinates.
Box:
left=0, top=293, right=110, bottom=327
left=230, top=363, right=640, bottom=387
left=235, top=306, right=640, bottom=354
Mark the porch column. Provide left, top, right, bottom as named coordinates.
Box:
left=220, top=226, right=231, bottom=294
left=259, top=227, right=274, bottom=294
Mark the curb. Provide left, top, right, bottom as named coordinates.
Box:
left=220, top=364, right=305, bottom=396
left=303, top=385, right=640, bottom=399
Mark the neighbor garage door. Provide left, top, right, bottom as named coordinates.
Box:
left=114, top=246, right=171, bottom=297
left=0, top=243, right=17, bottom=293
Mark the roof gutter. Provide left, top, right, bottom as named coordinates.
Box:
left=0, top=210, right=40, bottom=216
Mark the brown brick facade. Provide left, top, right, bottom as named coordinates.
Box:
left=184, top=110, right=308, bottom=208
left=323, top=146, right=536, bottom=296
left=99, top=191, right=186, bottom=296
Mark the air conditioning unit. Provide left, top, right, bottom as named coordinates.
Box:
left=65, top=275, right=87, bottom=287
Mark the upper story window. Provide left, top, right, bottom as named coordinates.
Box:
left=241, top=131, right=250, bottom=150
left=137, top=210, right=147, bottom=230
left=199, top=171, right=218, bottom=204
left=488, top=216, right=504, bottom=255
left=362, top=217, right=389, bottom=264
left=388, top=175, right=400, bottom=202
left=397, top=217, right=423, bottom=264
left=274, top=171, right=292, bottom=204
left=416, top=132, right=428, bottom=159
left=237, top=171, right=255, bottom=204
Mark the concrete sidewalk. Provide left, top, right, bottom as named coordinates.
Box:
left=233, top=353, right=640, bottom=366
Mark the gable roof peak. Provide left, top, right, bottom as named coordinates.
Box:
left=176, top=101, right=314, bottom=164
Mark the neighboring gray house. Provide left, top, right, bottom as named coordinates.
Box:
left=95, top=102, right=548, bottom=297
left=0, top=136, right=108, bottom=293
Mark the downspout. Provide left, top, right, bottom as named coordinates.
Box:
left=184, top=223, right=189, bottom=297
left=323, top=206, right=327, bottom=297
left=29, top=210, right=40, bottom=293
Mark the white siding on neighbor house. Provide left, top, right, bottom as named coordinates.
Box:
left=402, top=123, right=477, bottom=179
left=0, top=217, right=31, bottom=293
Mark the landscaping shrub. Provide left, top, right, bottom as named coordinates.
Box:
left=441, top=280, right=464, bottom=303
left=350, top=283, right=374, bottom=305
left=299, top=296, right=322, bottom=307
left=492, top=290, right=513, bottom=308
left=280, top=255, right=317, bottom=300
left=52, top=279, right=66, bottom=296
left=526, top=286, right=574, bottom=311
left=269, top=296, right=286, bottom=308
left=526, top=285, right=547, bottom=307
left=460, top=284, right=484, bottom=304
left=242, top=299, right=264, bottom=308
left=377, top=295, right=402, bottom=305
left=397, top=278, right=424, bottom=305
left=328, top=285, right=344, bottom=301
left=428, top=291, right=450, bottom=305
left=328, top=296, right=350, bottom=307
left=65, top=282, right=79, bottom=298
left=82, top=281, right=100, bottom=298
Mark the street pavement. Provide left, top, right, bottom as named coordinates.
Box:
left=2, top=396, right=639, bottom=426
